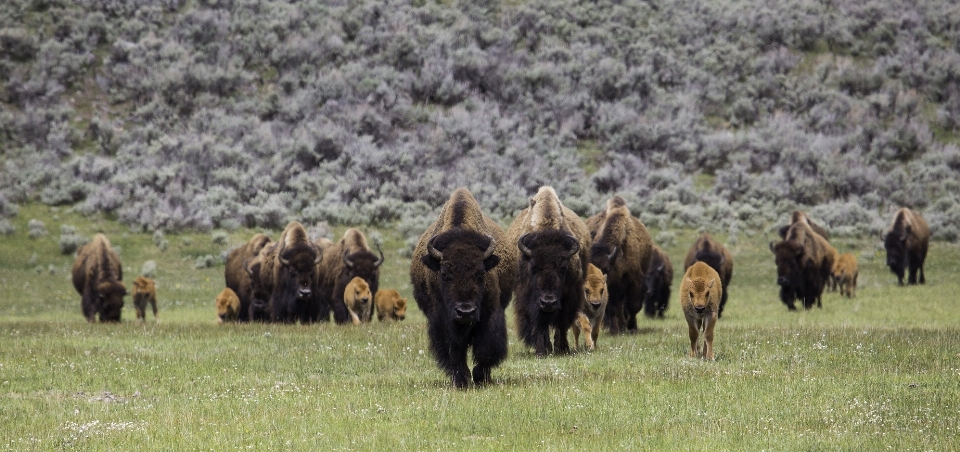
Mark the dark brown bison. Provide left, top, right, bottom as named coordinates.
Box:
left=316, top=228, right=384, bottom=324
left=410, top=188, right=518, bottom=388
left=244, top=247, right=273, bottom=322
left=778, top=210, right=830, bottom=240
left=506, top=186, right=591, bottom=357
left=132, top=276, right=158, bottom=322
left=683, top=234, right=733, bottom=318
left=587, top=196, right=653, bottom=334
left=884, top=208, right=930, bottom=285
left=224, top=233, right=272, bottom=322
left=72, top=234, right=127, bottom=322
left=251, top=222, right=323, bottom=323
left=643, top=244, right=673, bottom=319
left=770, top=221, right=835, bottom=310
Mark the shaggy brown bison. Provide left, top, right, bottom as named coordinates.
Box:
left=375, top=289, right=407, bottom=321
left=132, top=276, right=158, bottom=322
left=572, top=263, right=608, bottom=352
left=832, top=253, right=859, bottom=298
left=72, top=234, right=127, bottom=322
left=224, top=233, right=271, bottom=322
left=680, top=261, right=722, bottom=360
left=317, top=228, right=384, bottom=324
left=410, top=188, right=518, bottom=388
left=644, top=244, right=673, bottom=319
left=883, top=208, right=930, bottom=286
left=343, top=276, right=373, bottom=324
left=683, top=234, right=733, bottom=318
left=251, top=222, right=323, bottom=323
left=778, top=210, right=830, bottom=240
left=506, top=186, right=591, bottom=357
left=215, top=287, right=241, bottom=323
left=770, top=221, right=835, bottom=310
left=587, top=196, right=653, bottom=334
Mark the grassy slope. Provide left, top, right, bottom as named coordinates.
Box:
left=2, top=205, right=959, bottom=450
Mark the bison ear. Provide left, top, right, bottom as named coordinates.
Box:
left=483, top=254, right=500, bottom=272
left=422, top=254, right=442, bottom=273
left=707, top=279, right=715, bottom=289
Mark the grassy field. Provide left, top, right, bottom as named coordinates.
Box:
left=2, top=204, right=959, bottom=450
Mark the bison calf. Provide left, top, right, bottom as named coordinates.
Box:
left=832, top=253, right=859, bottom=298
left=216, top=287, right=241, bottom=323
left=343, top=276, right=373, bottom=324
left=132, top=276, right=158, bottom=322
left=680, top=262, right=722, bottom=361
left=572, top=263, right=608, bottom=352
left=375, top=289, right=407, bottom=321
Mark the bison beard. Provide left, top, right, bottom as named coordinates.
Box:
left=514, top=230, right=582, bottom=357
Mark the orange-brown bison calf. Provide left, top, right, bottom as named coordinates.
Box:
left=680, top=261, right=722, bottom=360
left=572, top=263, right=608, bottom=352
left=375, top=289, right=407, bottom=322
left=343, top=276, right=373, bottom=324
left=832, top=253, right=859, bottom=298
left=132, top=276, right=158, bottom=322
left=216, top=287, right=241, bottom=323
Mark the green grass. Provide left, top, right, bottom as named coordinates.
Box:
left=2, top=204, right=960, bottom=450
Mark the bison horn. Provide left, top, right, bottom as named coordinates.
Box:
left=279, top=254, right=291, bottom=267
left=313, top=244, right=323, bottom=264
left=343, top=250, right=354, bottom=269
left=563, top=234, right=580, bottom=259
left=607, top=245, right=617, bottom=262
left=482, top=235, right=497, bottom=259
left=374, top=245, right=384, bottom=267
left=426, top=235, right=443, bottom=261
left=517, top=234, right=533, bottom=258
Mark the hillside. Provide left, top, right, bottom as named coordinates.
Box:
left=2, top=0, right=960, bottom=243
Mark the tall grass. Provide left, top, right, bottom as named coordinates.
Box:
left=2, top=205, right=959, bottom=449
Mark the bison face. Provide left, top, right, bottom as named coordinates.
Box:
left=589, top=243, right=619, bottom=275
left=96, top=281, right=127, bottom=322
left=519, top=231, right=580, bottom=313
left=343, top=246, right=384, bottom=294
left=770, top=240, right=803, bottom=288
left=883, top=232, right=906, bottom=284
left=423, top=231, right=499, bottom=325
left=393, top=298, right=407, bottom=321
left=279, top=246, right=319, bottom=300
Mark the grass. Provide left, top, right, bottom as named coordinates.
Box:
left=2, top=204, right=960, bottom=450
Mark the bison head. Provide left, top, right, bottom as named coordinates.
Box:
left=589, top=242, right=619, bottom=275
left=393, top=297, right=407, bottom=321
left=883, top=230, right=907, bottom=285
left=684, top=277, right=717, bottom=313
left=518, top=230, right=581, bottom=313
left=278, top=243, right=322, bottom=300
left=95, top=280, right=127, bottom=322
left=583, top=270, right=607, bottom=314
left=422, top=230, right=499, bottom=325
left=770, top=240, right=804, bottom=299
left=342, top=245, right=384, bottom=297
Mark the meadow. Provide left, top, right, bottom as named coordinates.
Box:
left=2, top=204, right=959, bottom=450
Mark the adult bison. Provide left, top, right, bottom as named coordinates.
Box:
left=224, top=233, right=272, bottom=322
left=588, top=196, right=653, bottom=334
left=769, top=221, right=834, bottom=310
left=316, top=228, right=384, bottom=324
left=644, top=244, right=673, bottom=319
left=883, top=208, right=930, bottom=286
left=506, top=186, right=591, bottom=357
left=252, top=222, right=323, bottom=323
left=410, top=188, right=518, bottom=388
left=683, top=234, right=733, bottom=318
left=72, top=234, right=127, bottom=322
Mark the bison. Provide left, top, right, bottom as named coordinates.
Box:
left=243, top=246, right=273, bottom=322
left=251, top=222, right=323, bottom=323
left=410, top=187, right=518, bottom=388
left=72, top=234, right=127, bottom=322
left=224, top=233, right=272, bottom=322
left=342, top=276, right=373, bottom=324
left=778, top=210, right=830, bottom=240
left=587, top=196, right=653, bottom=334
left=832, top=253, right=859, bottom=298
left=680, top=261, right=722, bottom=360
left=770, top=221, right=835, bottom=310
left=132, top=276, right=158, bottom=322
left=683, top=234, right=733, bottom=318
left=883, top=208, right=930, bottom=286
left=572, top=263, right=608, bottom=352
left=506, top=186, right=591, bottom=357
left=215, top=287, right=241, bottom=323
left=375, top=289, right=407, bottom=321
left=316, top=228, right=384, bottom=324
left=643, top=244, right=673, bottom=319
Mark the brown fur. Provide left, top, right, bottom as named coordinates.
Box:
left=132, top=276, right=158, bottom=322
left=778, top=210, right=830, bottom=240
left=72, top=234, right=126, bottom=322
left=343, top=276, right=373, bottom=324
left=215, top=287, right=241, bottom=323
left=587, top=196, right=653, bottom=334
left=225, top=233, right=272, bottom=322
left=375, top=289, right=407, bottom=321
left=683, top=234, right=734, bottom=318
left=832, top=253, right=859, bottom=298
left=884, top=208, right=930, bottom=285
left=680, top=262, right=722, bottom=360
left=252, top=222, right=322, bottom=323
left=643, top=244, right=673, bottom=318
left=317, top=228, right=383, bottom=323
left=770, top=221, right=835, bottom=310
left=572, top=263, right=608, bottom=352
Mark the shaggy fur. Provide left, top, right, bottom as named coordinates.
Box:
left=506, top=186, right=591, bottom=357
left=770, top=221, right=835, bottom=310
left=132, top=276, right=158, bottom=322
left=683, top=234, right=733, bottom=318
left=343, top=276, right=373, bottom=324
left=224, top=233, right=271, bottom=322
left=375, top=289, right=407, bottom=321
left=777, top=210, right=830, bottom=240
left=410, top=188, right=518, bottom=388
left=680, top=262, right=722, bottom=360
left=572, top=263, right=608, bottom=352
left=884, top=208, right=930, bottom=286
left=216, top=287, right=241, bottom=323
left=587, top=196, right=653, bottom=334
left=644, top=244, right=673, bottom=319
left=244, top=244, right=274, bottom=322
left=832, top=253, right=859, bottom=298
left=252, top=222, right=322, bottom=323
left=317, top=228, right=384, bottom=324
left=72, top=234, right=126, bottom=323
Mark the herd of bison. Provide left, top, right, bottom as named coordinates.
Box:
left=70, top=187, right=930, bottom=388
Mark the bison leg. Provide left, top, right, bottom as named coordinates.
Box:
left=471, top=309, right=507, bottom=386
left=703, top=313, right=717, bottom=361
left=553, top=326, right=571, bottom=355
left=590, top=316, right=602, bottom=349
left=718, top=289, right=728, bottom=319
left=686, top=318, right=700, bottom=358
left=150, top=296, right=158, bottom=321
